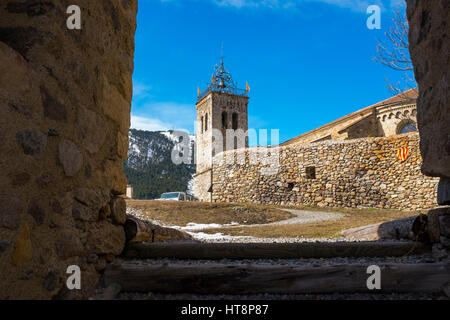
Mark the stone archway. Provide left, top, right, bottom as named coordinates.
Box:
left=396, top=119, right=418, bottom=135
left=0, top=0, right=448, bottom=300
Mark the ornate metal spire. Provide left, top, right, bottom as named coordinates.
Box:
left=197, top=48, right=248, bottom=101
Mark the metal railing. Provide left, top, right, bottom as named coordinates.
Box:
left=198, top=86, right=249, bottom=101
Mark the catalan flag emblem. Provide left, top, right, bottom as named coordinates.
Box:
left=397, top=147, right=409, bottom=161
left=246, top=81, right=250, bottom=91
left=197, top=87, right=201, bottom=95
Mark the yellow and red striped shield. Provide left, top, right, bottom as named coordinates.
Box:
left=397, top=147, right=409, bottom=161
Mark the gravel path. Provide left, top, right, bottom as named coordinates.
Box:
left=181, top=209, right=346, bottom=242
left=128, top=206, right=348, bottom=243
left=243, top=209, right=346, bottom=227
left=118, top=254, right=435, bottom=266
left=184, top=233, right=415, bottom=243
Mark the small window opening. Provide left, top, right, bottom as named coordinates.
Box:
left=232, top=112, right=238, bottom=130
left=222, top=111, right=228, bottom=129
left=287, top=182, right=295, bottom=191
left=306, top=166, right=316, bottom=179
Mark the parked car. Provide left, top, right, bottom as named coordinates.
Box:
left=156, top=192, right=198, bottom=202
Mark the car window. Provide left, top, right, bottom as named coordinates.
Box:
left=161, top=192, right=179, bottom=199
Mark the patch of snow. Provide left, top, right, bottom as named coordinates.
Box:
left=183, top=231, right=258, bottom=242
left=160, top=131, right=179, bottom=143
left=180, top=222, right=226, bottom=231
left=186, top=176, right=195, bottom=195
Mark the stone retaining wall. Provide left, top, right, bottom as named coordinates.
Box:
left=212, top=133, right=438, bottom=210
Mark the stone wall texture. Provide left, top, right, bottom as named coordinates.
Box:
left=212, top=133, right=438, bottom=210
left=407, top=0, right=450, bottom=205
left=194, top=169, right=213, bottom=202
left=0, top=0, right=137, bottom=299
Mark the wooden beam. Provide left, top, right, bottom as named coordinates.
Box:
left=104, top=262, right=450, bottom=294
left=341, top=215, right=429, bottom=241
left=122, top=241, right=429, bottom=260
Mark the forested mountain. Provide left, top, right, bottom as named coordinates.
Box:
left=124, top=129, right=195, bottom=199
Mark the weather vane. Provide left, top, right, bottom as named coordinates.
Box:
left=197, top=43, right=249, bottom=100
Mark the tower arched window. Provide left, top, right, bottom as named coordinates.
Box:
left=222, top=111, right=228, bottom=129
left=200, top=116, right=204, bottom=134
left=232, top=112, right=238, bottom=130
left=205, top=113, right=208, bottom=131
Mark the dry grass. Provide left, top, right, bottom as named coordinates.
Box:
left=126, top=200, right=294, bottom=227
left=201, top=206, right=421, bottom=239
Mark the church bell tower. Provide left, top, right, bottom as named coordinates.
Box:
left=193, top=56, right=250, bottom=201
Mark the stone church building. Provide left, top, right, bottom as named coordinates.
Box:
left=193, top=59, right=419, bottom=202
left=281, top=89, right=418, bottom=146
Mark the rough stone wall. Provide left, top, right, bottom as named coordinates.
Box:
left=0, top=1, right=137, bottom=299
left=194, top=169, right=212, bottom=202
left=212, top=133, right=438, bottom=210
left=344, top=112, right=378, bottom=139
left=407, top=0, right=450, bottom=205
left=196, top=94, right=214, bottom=174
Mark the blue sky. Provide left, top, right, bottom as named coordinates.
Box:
left=131, top=0, right=408, bottom=144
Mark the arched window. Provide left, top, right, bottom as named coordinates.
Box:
left=232, top=112, right=238, bottom=130
left=222, top=111, right=228, bottom=129
left=399, top=122, right=418, bottom=134
left=200, top=116, right=204, bottom=134
left=204, top=113, right=208, bottom=131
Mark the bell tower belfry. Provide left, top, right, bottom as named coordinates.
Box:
left=194, top=55, right=250, bottom=202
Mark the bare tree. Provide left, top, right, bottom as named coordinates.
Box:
left=374, top=2, right=417, bottom=100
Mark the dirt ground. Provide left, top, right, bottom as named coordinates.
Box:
left=126, top=200, right=294, bottom=226
left=126, top=200, right=422, bottom=239
left=202, top=207, right=420, bottom=238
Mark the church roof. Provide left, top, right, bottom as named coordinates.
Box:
left=281, top=89, right=418, bottom=146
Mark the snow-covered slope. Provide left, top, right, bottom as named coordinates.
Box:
left=126, top=129, right=195, bottom=170
left=124, top=129, right=196, bottom=199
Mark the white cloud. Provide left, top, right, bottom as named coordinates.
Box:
left=214, top=0, right=280, bottom=8
left=131, top=101, right=196, bottom=133
left=307, top=0, right=385, bottom=12
left=130, top=115, right=172, bottom=131
left=133, top=81, right=152, bottom=98
left=157, top=0, right=388, bottom=13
